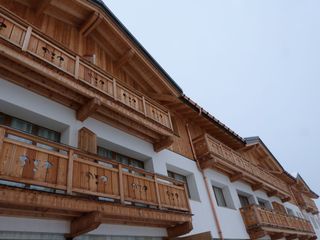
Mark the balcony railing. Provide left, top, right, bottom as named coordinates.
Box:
left=295, top=192, right=319, bottom=214
left=240, top=205, right=315, bottom=239
left=0, top=9, right=173, bottom=131
left=0, top=126, right=190, bottom=213
left=193, top=134, right=291, bottom=197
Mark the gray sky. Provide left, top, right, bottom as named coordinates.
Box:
left=105, top=0, right=320, bottom=206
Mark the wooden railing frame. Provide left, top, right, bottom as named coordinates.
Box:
left=196, top=133, right=291, bottom=196
left=0, top=7, right=173, bottom=131
left=240, top=204, right=315, bottom=235
left=0, top=126, right=190, bottom=213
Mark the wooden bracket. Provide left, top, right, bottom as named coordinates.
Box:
left=230, top=172, right=244, bottom=182
left=281, top=196, right=291, bottom=203
left=267, top=190, right=279, bottom=197
left=271, top=233, right=285, bottom=240
left=65, top=211, right=102, bottom=239
left=153, top=136, right=174, bottom=152
left=252, top=182, right=264, bottom=191
left=76, top=98, right=101, bottom=122
left=113, top=49, right=135, bottom=73
left=166, top=222, right=193, bottom=239
left=80, top=12, right=102, bottom=37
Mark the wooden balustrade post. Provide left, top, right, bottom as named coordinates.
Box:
left=142, top=96, right=147, bottom=116
left=22, top=26, right=32, bottom=51
left=168, top=111, right=173, bottom=130
left=113, top=78, right=117, bottom=100
left=0, top=128, right=5, bottom=172
left=118, top=164, right=124, bottom=204
left=253, top=205, right=262, bottom=225
left=74, top=56, right=80, bottom=79
left=183, top=182, right=191, bottom=212
left=154, top=175, right=162, bottom=210
left=66, top=149, right=74, bottom=195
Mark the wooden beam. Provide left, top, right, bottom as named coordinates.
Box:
left=65, top=211, right=101, bottom=240
left=80, top=12, right=102, bottom=37
left=267, top=190, right=279, bottom=197
left=286, top=234, right=298, bottom=240
left=34, top=0, right=52, bottom=16
left=113, top=49, right=135, bottom=72
left=271, top=233, right=285, bottom=240
left=230, top=172, right=244, bottom=182
left=76, top=98, right=101, bottom=122
left=153, top=136, right=174, bottom=152
left=252, top=183, right=264, bottom=191
left=166, top=222, right=193, bottom=239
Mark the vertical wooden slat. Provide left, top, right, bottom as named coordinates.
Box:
left=67, top=149, right=74, bottom=194
left=113, top=78, right=117, bottom=100
left=183, top=183, right=191, bottom=211
left=0, top=128, right=5, bottom=156
left=142, top=96, right=147, bottom=116
left=74, top=56, right=80, bottom=79
left=118, top=164, right=124, bottom=204
left=21, top=26, right=32, bottom=51
left=154, top=175, right=162, bottom=210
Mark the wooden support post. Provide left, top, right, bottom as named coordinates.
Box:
left=166, top=222, right=193, bottom=239
left=0, top=128, right=5, bottom=172
left=118, top=164, right=124, bottom=204
left=168, top=111, right=173, bottom=131
left=230, top=172, right=244, bottom=182
left=65, top=211, right=101, bottom=240
left=252, top=182, right=264, bottom=191
left=76, top=98, right=101, bottom=122
left=22, top=26, right=32, bottom=51
left=67, top=150, right=74, bottom=195
left=74, top=56, right=80, bottom=79
left=154, top=175, right=162, bottom=210
left=183, top=183, right=191, bottom=212
left=153, top=136, right=174, bottom=152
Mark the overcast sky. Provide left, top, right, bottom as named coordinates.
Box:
left=105, top=0, right=320, bottom=206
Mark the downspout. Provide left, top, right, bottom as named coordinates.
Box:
left=185, top=123, right=224, bottom=240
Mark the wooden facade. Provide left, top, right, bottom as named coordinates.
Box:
left=0, top=0, right=318, bottom=239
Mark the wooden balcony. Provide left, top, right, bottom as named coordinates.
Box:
left=240, top=205, right=316, bottom=240
left=295, top=192, right=319, bottom=215
left=0, top=126, right=192, bottom=238
left=0, top=8, right=174, bottom=149
left=193, top=134, right=292, bottom=200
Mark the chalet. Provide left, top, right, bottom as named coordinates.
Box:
left=0, top=0, right=319, bottom=239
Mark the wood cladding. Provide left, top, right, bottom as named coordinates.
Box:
left=78, top=127, right=97, bottom=154
left=0, top=126, right=191, bottom=214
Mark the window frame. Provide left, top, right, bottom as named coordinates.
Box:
left=212, top=186, right=227, bottom=207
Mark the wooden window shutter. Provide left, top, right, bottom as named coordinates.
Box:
left=78, top=127, right=97, bottom=154
left=272, top=201, right=287, bottom=214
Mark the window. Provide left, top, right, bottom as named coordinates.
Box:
left=0, top=112, right=60, bottom=143
left=257, top=198, right=271, bottom=210
left=167, top=171, right=190, bottom=198
left=286, top=208, right=295, bottom=216
left=212, top=186, right=227, bottom=207
left=97, top=146, right=144, bottom=170
left=238, top=194, right=250, bottom=208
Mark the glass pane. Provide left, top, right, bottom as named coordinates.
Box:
left=97, top=147, right=113, bottom=159
left=10, top=117, right=32, bottom=133
left=238, top=195, right=250, bottom=207
left=37, top=127, right=60, bottom=142
left=213, top=186, right=227, bottom=207
left=0, top=113, right=4, bottom=124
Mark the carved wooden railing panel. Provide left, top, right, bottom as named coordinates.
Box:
left=0, top=10, right=173, bottom=132
left=240, top=205, right=315, bottom=236
left=0, top=126, right=190, bottom=213
left=193, top=134, right=291, bottom=196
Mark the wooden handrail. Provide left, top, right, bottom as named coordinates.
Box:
left=0, top=126, right=190, bottom=213
left=240, top=204, right=315, bottom=234
left=0, top=7, right=173, bottom=131
left=204, top=134, right=291, bottom=195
